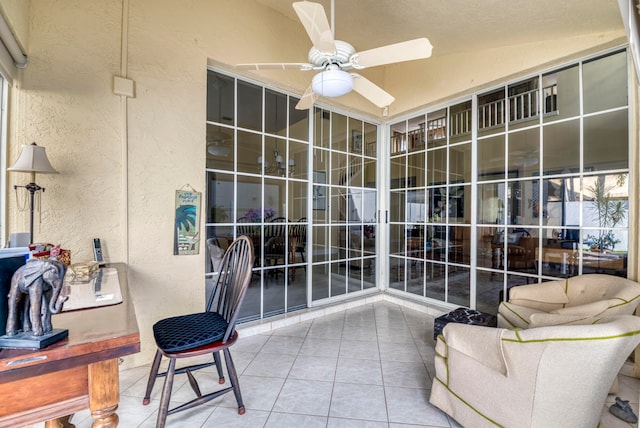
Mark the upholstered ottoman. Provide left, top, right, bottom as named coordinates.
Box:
left=433, top=307, right=497, bottom=340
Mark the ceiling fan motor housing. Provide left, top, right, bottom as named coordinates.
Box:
left=308, top=40, right=355, bottom=70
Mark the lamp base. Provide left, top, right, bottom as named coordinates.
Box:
left=0, top=328, right=68, bottom=349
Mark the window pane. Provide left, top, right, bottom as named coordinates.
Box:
left=206, top=172, right=234, bottom=224
left=407, top=189, right=425, bottom=223
left=478, top=135, right=505, bottom=180
left=449, top=185, right=468, bottom=224
left=427, top=187, right=446, bottom=223
left=390, top=156, right=406, bottom=189
left=348, top=189, right=362, bottom=223
left=582, top=230, right=627, bottom=276
left=477, top=227, right=496, bottom=268
left=263, top=177, right=286, bottom=220
left=236, top=130, right=260, bottom=174
left=584, top=110, right=628, bottom=172
left=583, top=51, right=627, bottom=114
left=508, top=128, right=539, bottom=178
left=427, top=148, right=446, bottom=185
left=543, top=177, right=580, bottom=228
left=364, top=158, right=376, bottom=188
left=206, top=71, right=234, bottom=125
left=449, top=100, right=472, bottom=144
left=314, top=108, right=330, bottom=148
left=408, top=114, right=425, bottom=152
left=289, top=141, right=308, bottom=180
left=508, top=77, right=539, bottom=129
left=288, top=181, right=307, bottom=221
left=206, top=125, right=235, bottom=171
left=364, top=122, right=377, bottom=157
left=330, top=187, right=347, bottom=223
left=478, top=182, right=505, bottom=224
left=236, top=175, right=262, bottom=220
left=408, top=152, right=425, bottom=188
left=427, top=108, right=447, bottom=148
left=312, top=264, right=329, bottom=299
left=289, top=97, right=309, bottom=141
left=264, top=136, right=287, bottom=177
left=265, top=89, right=287, bottom=136
left=390, top=190, right=405, bottom=223
left=543, top=119, right=580, bottom=175
left=543, top=65, right=579, bottom=122
left=332, top=151, right=347, bottom=186
left=332, top=112, right=347, bottom=152
left=390, top=120, right=407, bottom=154
left=349, top=118, right=363, bottom=154
left=450, top=143, right=471, bottom=183
left=513, top=180, right=540, bottom=226
left=448, top=266, right=470, bottom=307
left=478, top=88, right=505, bottom=136
left=362, top=189, right=377, bottom=223
left=237, top=80, right=262, bottom=131
left=312, top=226, right=330, bottom=262
left=348, top=155, right=363, bottom=187
left=582, top=174, right=629, bottom=233
left=450, top=226, right=471, bottom=265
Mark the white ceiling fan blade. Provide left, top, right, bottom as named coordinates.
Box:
left=292, top=1, right=336, bottom=53
left=353, top=38, right=433, bottom=68
left=295, top=85, right=318, bottom=110
left=236, top=62, right=314, bottom=71
left=352, top=74, right=395, bottom=108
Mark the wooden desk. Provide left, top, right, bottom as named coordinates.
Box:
left=0, top=263, right=140, bottom=428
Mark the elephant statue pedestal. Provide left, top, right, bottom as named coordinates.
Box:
left=0, top=327, right=68, bottom=349
left=0, top=257, right=69, bottom=349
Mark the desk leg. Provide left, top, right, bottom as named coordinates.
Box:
left=88, top=359, right=120, bottom=427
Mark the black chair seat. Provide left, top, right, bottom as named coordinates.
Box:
left=153, top=312, right=228, bottom=353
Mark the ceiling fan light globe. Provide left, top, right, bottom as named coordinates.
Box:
left=312, top=69, right=353, bottom=98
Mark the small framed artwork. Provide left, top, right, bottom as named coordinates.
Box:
left=351, top=130, right=363, bottom=152
left=313, top=170, right=327, bottom=210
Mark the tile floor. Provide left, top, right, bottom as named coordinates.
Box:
left=27, top=301, right=640, bottom=427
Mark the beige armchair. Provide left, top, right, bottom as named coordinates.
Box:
left=497, top=274, right=640, bottom=329
left=429, top=315, right=640, bottom=428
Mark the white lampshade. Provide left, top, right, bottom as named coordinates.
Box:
left=312, top=69, right=353, bottom=98
left=8, top=142, right=58, bottom=174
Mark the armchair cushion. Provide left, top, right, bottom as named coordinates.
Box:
left=509, top=279, right=569, bottom=305
left=549, top=300, right=610, bottom=316
left=528, top=312, right=599, bottom=328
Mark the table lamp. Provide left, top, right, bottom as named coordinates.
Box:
left=8, top=142, right=59, bottom=244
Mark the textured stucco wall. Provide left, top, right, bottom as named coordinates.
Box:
left=1, top=0, right=634, bottom=367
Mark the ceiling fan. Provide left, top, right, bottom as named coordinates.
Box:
left=237, top=0, right=433, bottom=110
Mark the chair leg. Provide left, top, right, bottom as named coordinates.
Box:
left=142, top=350, right=163, bottom=405
left=298, top=249, right=306, bottom=271
left=213, top=351, right=225, bottom=384
left=156, top=357, right=176, bottom=428
left=223, top=347, right=245, bottom=415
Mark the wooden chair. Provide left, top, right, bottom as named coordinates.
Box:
left=142, top=235, right=254, bottom=428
